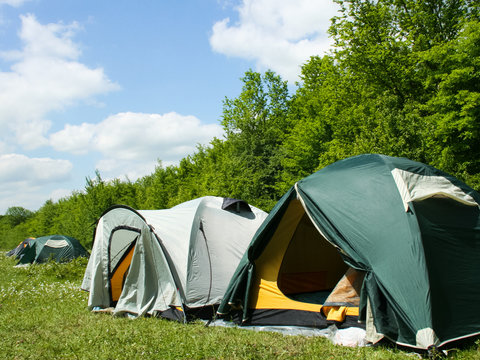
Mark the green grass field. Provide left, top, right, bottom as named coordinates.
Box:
left=0, top=254, right=479, bottom=360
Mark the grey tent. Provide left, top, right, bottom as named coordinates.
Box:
left=81, top=196, right=268, bottom=321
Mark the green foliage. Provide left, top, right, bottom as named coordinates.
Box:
left=4, top=207, right=34, bottom=227
left=219, top=70, right=292, bottom=209
left=23, top=256, right=90, bottom=281
left=418, top=20, right=480, bottom=187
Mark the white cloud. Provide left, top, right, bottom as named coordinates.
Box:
left=0, top=14, right=119, bottom=149
left=0, top=153, right=72, bottom=184
left=50, top=111, right=224, bottom=180
left=0, top=0, right=31, bottom=7
left=0, top=153, right=73, bottom=212
left=48, top=122, right=96, bottom=155
left=95, top=158, right=159, bottom=182
left=210, top=0, right=339, bottom=82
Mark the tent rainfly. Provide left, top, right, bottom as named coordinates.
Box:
left=81, top=196, right=268, bottom=321
left=6, top=237, right=35, bottom=257
left=217, top=154, right=480, bottom=350
left=14, top=235, right=88, bottom=264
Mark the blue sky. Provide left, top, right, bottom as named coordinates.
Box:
left=0, top=0, right=339, bottom=214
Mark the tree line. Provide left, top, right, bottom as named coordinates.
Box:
left=1, top=0, right=479, bottom=250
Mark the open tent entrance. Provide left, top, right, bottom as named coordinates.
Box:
left=279, top=211, right=349, bottom=304
left=108, top=227, right=140, bottom=305
left=249, top=198, right=364, bottom=326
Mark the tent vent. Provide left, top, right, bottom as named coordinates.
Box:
left=45, top=239, right=69, bottom=248
left=222, top=198, right=252, bottom=213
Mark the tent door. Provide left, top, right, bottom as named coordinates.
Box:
left=108, top=227, right=140, bottom=305
left=277, top=212, right=348, bottom=302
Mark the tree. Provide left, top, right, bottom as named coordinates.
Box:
left=279, top=55, right=351, bottom=191
left=220, top=70, right=291, bottom=209
left=279, top=0, right=479, bottom=193
left=4, top=206, right=34, bottom=227
left=330, top=0, right=477, bottom=103
left=419, top=20, right=480, bottom=187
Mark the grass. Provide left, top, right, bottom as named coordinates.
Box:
left=0, top=254, right=479, bottom=360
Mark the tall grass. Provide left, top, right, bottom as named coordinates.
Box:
left=0, top=254, right=479, bottom=359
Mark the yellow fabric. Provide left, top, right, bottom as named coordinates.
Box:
left=249, top=199, right=303, bottom=306
left=249, top=198, right=351, bottom=315
left=253, top=279, right=323, bottom=312
left=277, top=214, right=347, bottom=290
left=254, top=199, right=305, bottom=281
left=324, top=306, right=347, bottom=322
left=110, top=245, right=135, bottom=302
left=252, top=278, right=360, bottom=316
left=322, top=306, right=359, bottom=322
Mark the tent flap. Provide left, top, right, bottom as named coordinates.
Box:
left=391, top=168, right=479, bottom=211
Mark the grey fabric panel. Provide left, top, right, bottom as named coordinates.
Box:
left=82, top=216, right=110, bottom=307
left=109, top=228, right=139, bottom=273
left=139, top=204, right=198, bottom=291
left=185, top=197, right=268, bottom=308
left=114, top=231, right=181, bottom=317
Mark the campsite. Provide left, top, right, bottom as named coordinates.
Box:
left=1, top=0, right=480, bottom=358
left=3, top=157, right=480, bottom=359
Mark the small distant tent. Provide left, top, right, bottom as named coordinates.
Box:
left=6, top=237, right=35, bottom=257
left=217, top=154, right=480, bottom=350
left=15, top=235, right=88, bottom=264
left=81, top=196, right=268, bottom=321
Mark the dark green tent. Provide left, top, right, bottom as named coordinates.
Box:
left=6, top=237, right=35, bottom=257
left=16, top=235, right=88, bottom=264
left=218, top=154, right=480, bottom=350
